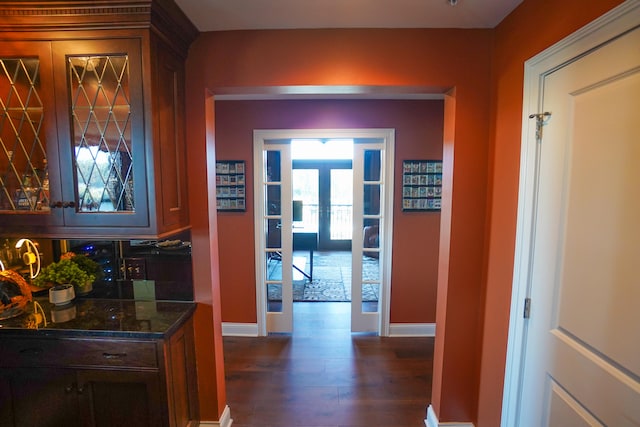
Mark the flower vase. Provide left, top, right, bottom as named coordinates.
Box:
left=49, top=284, right=75, bottom=306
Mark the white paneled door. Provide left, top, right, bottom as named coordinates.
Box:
left=509, top=10, right=640, bottom=427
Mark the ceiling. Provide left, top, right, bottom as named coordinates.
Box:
left=175, top=0, right=524, bottom=32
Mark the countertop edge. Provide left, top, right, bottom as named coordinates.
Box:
left=0, top=299, right=197, bottom=339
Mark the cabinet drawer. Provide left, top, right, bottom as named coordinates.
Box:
left=0, top=338, right=159, bottom=369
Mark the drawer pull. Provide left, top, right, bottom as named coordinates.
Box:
left=19, top=347, right=43, bottom=355
left=102, top=352, right=127, bottom=360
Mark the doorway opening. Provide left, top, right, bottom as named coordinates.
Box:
left=289, top=140, right=357, bottom=305
left=254, top=128, right=394, bottom=335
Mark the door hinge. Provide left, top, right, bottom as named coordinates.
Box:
left=523, top=297, right=531, bottom=319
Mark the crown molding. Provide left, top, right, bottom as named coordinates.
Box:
left=0, top=1, right=198, bottom=55
left=0, top=2, right=151, bottom=31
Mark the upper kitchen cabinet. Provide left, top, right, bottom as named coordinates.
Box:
left=0, top=0, right=198, bottom=239
left=0, top=42, right=60, bottom=226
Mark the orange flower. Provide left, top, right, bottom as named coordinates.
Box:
left=60, top=251, right=76, bottom=261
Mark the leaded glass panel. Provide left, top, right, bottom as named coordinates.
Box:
left=68, top=55, right=134, bottom=212
left=0, top=57, right=49, bottom=212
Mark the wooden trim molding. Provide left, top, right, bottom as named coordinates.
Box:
left=221, top=322, right=260, bottom=337
left=389, top=323, right=436, bottom=337
left=150, top=0, right=199, bottom=55
left=0, top=0, right=198, bottom=53
left=199, top=405, right=233, bottom=427
left=426, top=405, right=475, bottom=427
left=0, top=2, right=151, bottom=31
left=0, top=4, right=149, bottom=16
left=222, top=322, right=436, bottom=337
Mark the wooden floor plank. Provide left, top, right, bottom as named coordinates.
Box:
left=223, top=302, right=433, bottom=427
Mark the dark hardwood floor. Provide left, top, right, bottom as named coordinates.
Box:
left=223, top=302, right=434, bottom=426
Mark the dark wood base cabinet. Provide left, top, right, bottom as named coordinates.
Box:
left=0, top=319, right=198, bottom=427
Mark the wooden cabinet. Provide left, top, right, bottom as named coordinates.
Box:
left=76, top=369, right=163, bottom=427
left=2, top=368, right=82, bottom=427
left=0, top=318, right=198, bottom=427
left=0, top=1, right=197, bottom=239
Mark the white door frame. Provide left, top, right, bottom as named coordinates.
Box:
left=502, top=2, right=640, bottom=425
left=253, top=128, right=395, bottom=336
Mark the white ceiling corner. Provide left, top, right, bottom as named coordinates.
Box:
left=175, top=0, right=524, bottom=32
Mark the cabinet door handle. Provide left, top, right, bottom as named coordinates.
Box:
left=19, top=347, right=43, bottom=355
left=65, top=384, right=74, bottom=394
left=50, top=201, right=76, bottom=209
left=76, top=384, right=84, bottom=394
left=102, top=352, right=127, bottom=360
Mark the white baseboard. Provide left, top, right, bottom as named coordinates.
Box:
left=389, top=323, right=435, bottom=337
left=222, top=322, right=434, bottom=337
left=199, top=405, right=233, bottom=426
left=426, top=405, right=474, bottom=427
left=222, top=322, right=259, bottom=336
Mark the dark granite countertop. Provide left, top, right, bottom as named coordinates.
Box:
left=0, top=297, right=196, bottom=339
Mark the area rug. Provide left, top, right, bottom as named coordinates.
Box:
left=267, top=252, right=379, bottom=302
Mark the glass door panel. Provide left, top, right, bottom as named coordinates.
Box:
left=292, top=160, right=352, bottom=250
left=330, top=169, right=353, bottom=240
left=0, top=56, right=50, bottom=213
left=363, top=184, right=381, bottom=216
left=364, top=150, right=381, bottom=181
left=265, top=150, right=283, bottom=314
left=362, top=216, right=380, bottom=314
left=69, top=54, right=133, bottom=212
left=0, top=42, right=64, bottom=229
left=292, top=169, right=318, bottom=230
left=265, top=150, right=283, bottom=303
left=266, top=150, right=281, bottom=182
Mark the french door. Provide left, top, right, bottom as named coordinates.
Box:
left=293, top=160, right=352, bottom=250
left=254, top=129, right=395, bottom=335
left=254, top=142, right=293, bottom=333
left=350, top=142, right=387, bottom=332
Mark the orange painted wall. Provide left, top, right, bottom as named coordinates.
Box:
left=187, top=27, right=492, bottom=422
left=214, top=99, right=444, bottom=323
left=186, top=27, right=493, bottom=422
left=185, top=2, right=626, bottom=423
left=478, top=0, right=625, bottom=426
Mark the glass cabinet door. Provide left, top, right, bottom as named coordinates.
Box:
left=52, top=39, right=149, bottom=228
left=0, top=42, right=62, bottom=226
left=69, top=54, right=134, bottom=213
